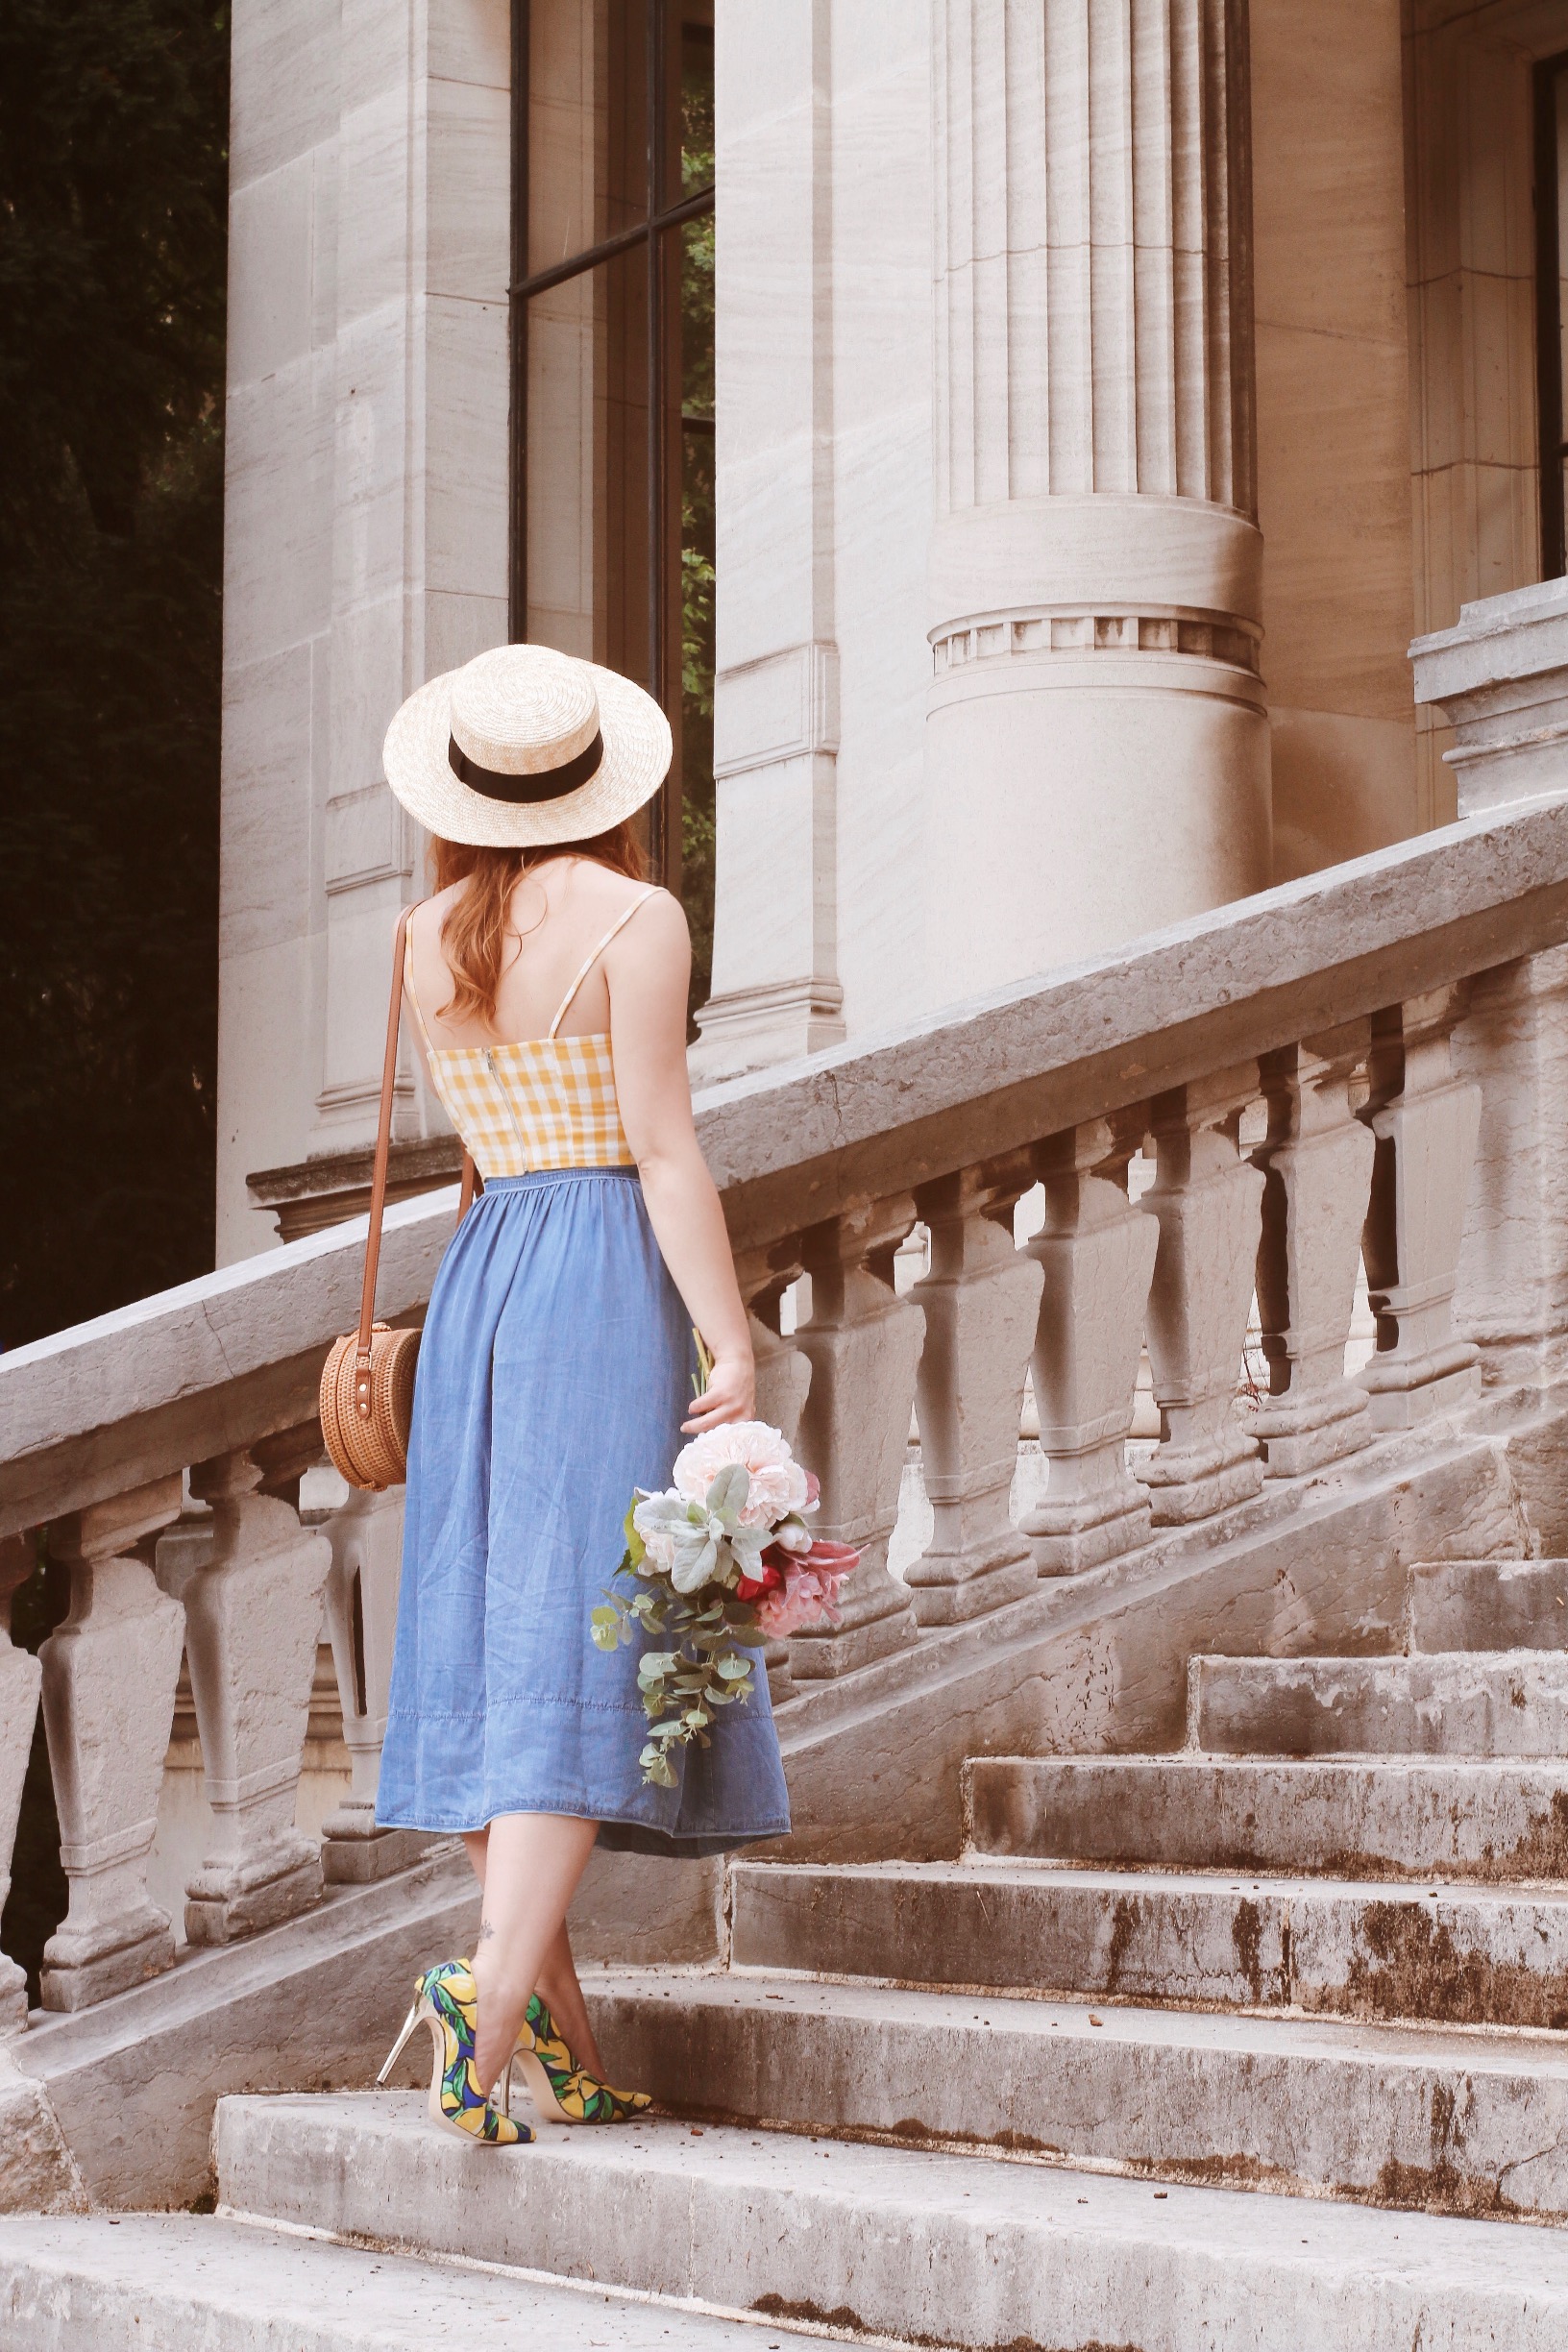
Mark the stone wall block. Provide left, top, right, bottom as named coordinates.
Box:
left=38, top=1478, right=185, bottom=2011
left=787, top=1201, right=923, bottom=1680
left=0, top=1535, right=40, bottom=2033
left=1139, top=1085, right=1265, bottom=1523
left=904, top=1164, right=1041, bottom=1624
left=1023, top=1122, right=1159, bottom=1574
left=1360, top=995, right=1482, bottom=1430
left=1251, top=1036, right=1376, bottom=1476
left=321, top=1485, right=425, bottom=1882
left=181, top=1450, right=333, bottom=1945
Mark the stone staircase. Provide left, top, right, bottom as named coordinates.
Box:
left=7, top=1553, right=1568, bottom=2346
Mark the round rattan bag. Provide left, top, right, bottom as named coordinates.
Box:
left=317, top=903, right=477, bottom=1494
left=320, top=1323, right=420, bottom=1491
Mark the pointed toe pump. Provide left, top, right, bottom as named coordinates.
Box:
left=378, top=1957, right=532, bottom=2146
left=502, top=1993, right=652, bottom=2125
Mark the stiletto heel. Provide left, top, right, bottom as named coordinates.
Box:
left=377, top=2001, right=422, bottom=2086
left=508, top=1993, right=651, bottom=2124
left=378, top=1958, right=531, bottom=2147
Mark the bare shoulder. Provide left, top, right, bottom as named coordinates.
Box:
left=395, top=883, right=461, bottom=947
left=618, top=882, right=688, bottom=955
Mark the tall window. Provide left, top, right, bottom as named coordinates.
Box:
left=512, top=1, right=716, bottom=1012
left=1534, top=51, right=1568, bottom=576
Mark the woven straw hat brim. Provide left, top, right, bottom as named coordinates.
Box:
left=382, top=657, right=672, bottom=848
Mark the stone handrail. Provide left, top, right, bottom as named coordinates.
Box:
left=3, top=790, right=1568, bottom=2021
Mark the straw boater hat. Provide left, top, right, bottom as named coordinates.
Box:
left=382, top=643, right=672, bottom=848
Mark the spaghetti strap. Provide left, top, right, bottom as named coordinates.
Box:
left=402, top=904, right=438, bottom=1061
left=548, top=886, right=659, bottom=1037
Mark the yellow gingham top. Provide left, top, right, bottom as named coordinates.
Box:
left=404, top=890, right=655, bottom=1180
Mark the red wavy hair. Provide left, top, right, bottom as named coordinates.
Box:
left=429, top=824, right=647, bottom=1030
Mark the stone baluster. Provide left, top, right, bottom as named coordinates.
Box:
left=321, top=1485, right=423, bottom=1882
left=1022, top=1119, right=1159, bottom=1575
left=180, top=1440, right=333, bottom=1945
left=38, top=1476, right=184, bottom=2010
left=904, top=1159, right=1041, bottom=1623
left=786, top=1200, right=923, bottom=1680
left=1358, top=990, right=1482, bottom=1428
left=1, top=1532, right=40, bottom=2032
left=1138, top=1075, right=1265, bottom=1524
left=1249, top=1031, right=1376, bottom=1475
left=735, top=1247, right=813, bottom=1707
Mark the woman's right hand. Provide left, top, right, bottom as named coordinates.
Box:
left=682, top=1347, right=755, bottom=1433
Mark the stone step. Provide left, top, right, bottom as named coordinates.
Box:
left=723, top=1859, right=1568, bottom=2026
left=965, top=1752, right=1568, bottom=1879
left=1410, top=1557, right=1568, bottom=1653
left=0, top=2212, right=845, bottom=2350
left=215, top=2092, right=1568, bottom=2351
left=1189, top=1650, right=1568, bottom=1756
left=585, top=1967, right=1568, bottom=2217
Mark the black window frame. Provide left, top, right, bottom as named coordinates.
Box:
left=1534, top=49, right=1568, bottom=578
left=508, top=0, right=716, bottom=882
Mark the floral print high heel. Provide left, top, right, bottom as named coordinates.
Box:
left=378, top=1957, right=532, bottom=2146
left=502, top=1992, right=651, bottom=2124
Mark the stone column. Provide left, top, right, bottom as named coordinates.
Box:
left=1358, top=991, right=1482, bottom=1430
left=735, top=1248, right=814, bottom=1708
left=905, top=1159, right=1041, bottom=1623
left=38, top=1479, right=185, bottom=2011
left=1023, top=1118, right=1158, bottom=1573
left=181, top=1449, right=333, bottom=1945
left=1412, top=582, right=1568, bottom=1385
left=320, top=1485, right=423, bottom=1883
left=692, top=0, right=845, bottom=1079
left=0, top=1535, right=40, bottom=2034
left=1250, top=1032, right=1375, bottom=1476
left=1139, top=1073, right=1265, bottom=1523
left=925, top=0, right=1267, bottom=994
left=786, top=1201, right=923, bottom=1680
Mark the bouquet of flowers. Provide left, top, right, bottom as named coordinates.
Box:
left=591, top=1419, right=859, bottom=1788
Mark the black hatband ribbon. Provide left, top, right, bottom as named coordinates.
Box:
left=449, top=728, right=603, bottom=803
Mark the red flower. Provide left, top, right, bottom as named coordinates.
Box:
left=734, top=1557, right=786, bottom=1604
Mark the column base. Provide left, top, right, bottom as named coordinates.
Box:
left=321, top=1801, right=433, bottom=1885
left=0, top=1953, right=28, bottom=2037
left=1253, top=1382, right=1372, bottom=1477
left=764, top=1640, right=798, bottom=1708
left=184, top=1841, right=324, bottom=1947
left=905, top=1535, right=1038, bottom=1625
left=1360, top=1344, right=1482, bottom=1432
left=1024, top=1484, right=1153, bottom=1577
left=787, top=1567, right=919, bottom=1680
left=1139, top=1426, right=1263, bottom=1526
left=39, top=1909, right=175, bottom=2013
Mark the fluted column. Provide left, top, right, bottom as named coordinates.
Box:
left=926, top=0, right=1267, bottom=993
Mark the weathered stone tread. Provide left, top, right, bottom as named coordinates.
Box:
left=215, top=2093, right=1568, bottom=2352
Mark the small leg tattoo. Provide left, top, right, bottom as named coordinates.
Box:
left=477, top=1918, right=496, bottom=1944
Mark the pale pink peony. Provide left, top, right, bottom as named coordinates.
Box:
left=673, top=1420, right=810, bottom=1530
left=754, top=1540, right=858, bottom=1641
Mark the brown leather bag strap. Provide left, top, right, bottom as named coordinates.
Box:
left=356, top=904, right=478, bottom=1364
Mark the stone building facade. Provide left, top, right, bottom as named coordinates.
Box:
left=217, top=0, right=1568, bottom=1256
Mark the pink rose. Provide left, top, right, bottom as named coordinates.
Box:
left=673, top=1421, right=810, bottom=1530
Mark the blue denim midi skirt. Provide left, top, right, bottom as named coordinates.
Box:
left=375, top=1168, right=791, bottom=1855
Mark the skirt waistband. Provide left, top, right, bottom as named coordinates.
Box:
left=478, top=1165, right=640, bottom=1194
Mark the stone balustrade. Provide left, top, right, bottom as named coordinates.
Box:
left=5, top=794, right=1568, bottom=2021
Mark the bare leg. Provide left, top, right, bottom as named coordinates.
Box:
left=532, top=1918, right=608, bottom=2080
left=469, top=1812, right=600, bottom=2095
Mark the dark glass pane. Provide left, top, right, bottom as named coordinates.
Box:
left=658, top=2, right=714, bottom=209
left=674, top=207, right=715, bottom=1016
left=527, top=0, right=649, bottom=276
left=525, top=243, right=653, bottom=697
left=1557, top=68, right=1568, bottom=468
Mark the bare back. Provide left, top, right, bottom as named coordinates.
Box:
left=405, top=856, right=656, bottom=1048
